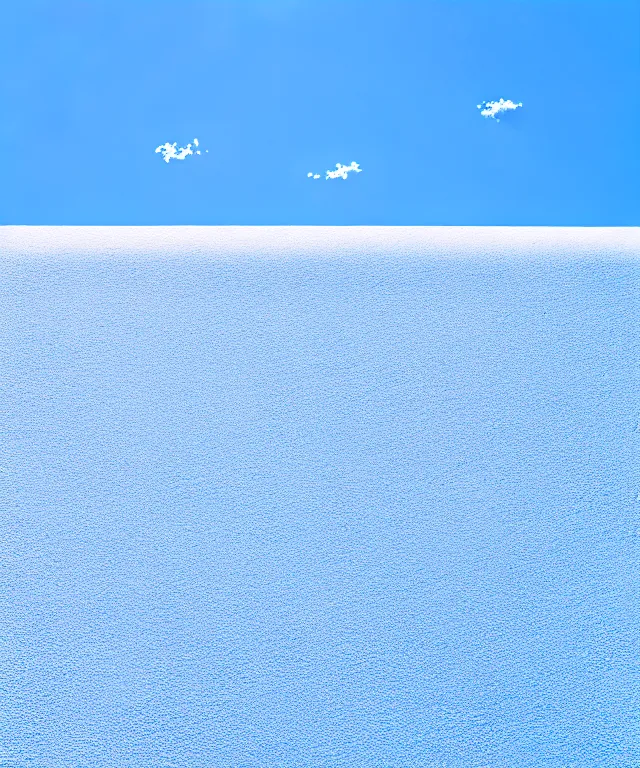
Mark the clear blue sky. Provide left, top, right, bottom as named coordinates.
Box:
left=1, top=0, right=638, bottom=225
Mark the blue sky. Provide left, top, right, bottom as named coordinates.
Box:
left=1, top=0, right=638, bottom=225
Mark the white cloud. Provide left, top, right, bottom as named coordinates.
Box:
left=325, top=161, right=362, bottom=180
left=155, top=138, right=207, bottom=163
left=307, top=162, right=362, bottom=180
left=477, top=99, right=523, bottom=122
left=308, top=162, right=362, bottom=180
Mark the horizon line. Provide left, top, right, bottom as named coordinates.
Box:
left=2, top=225, right=638, bottom=260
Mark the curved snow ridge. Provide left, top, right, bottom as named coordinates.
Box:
left=2, top=227, right=639, bottom=262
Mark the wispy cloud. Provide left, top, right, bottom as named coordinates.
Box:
left=308, top=161, right=362, bottom=180
left=477, top=99, right=523, bottom=121
left=155, top=138, right=208, bottom=163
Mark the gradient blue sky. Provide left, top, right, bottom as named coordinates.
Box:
left=2, top=0, right=638, bottom=225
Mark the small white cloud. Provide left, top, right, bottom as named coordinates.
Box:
left=155, top=138, right=205, bottom=163
left=477, top=99, right=523, bottom=122
left=307, top=172, right=313, bottom=177
left=313, top=174, right=320, bottom=179
left=325, top=161, right=362, bottom=180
